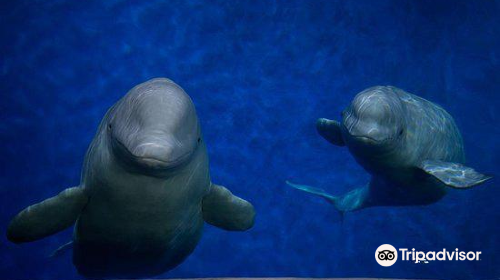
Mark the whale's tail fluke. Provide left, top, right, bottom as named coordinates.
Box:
left=286, top=181, right=337, bottom=203
left=286, top=181, right=370, bottom=216
left=285, top=181, right=345, bottom=221
left=49, top=241, right=73, bottom=258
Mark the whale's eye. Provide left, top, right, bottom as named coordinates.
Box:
left=197, top=137, right=201, bottom=143
left=399, top=128, right=404, bottom=136
left=108, top=124, right=112, bottom=130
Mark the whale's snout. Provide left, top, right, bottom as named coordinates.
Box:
left=347, top=123, right=389, bottom=143
left=131, top=140, right=191, bottom=169
left=110, top=132, right=195, bottom=173
left=350, top=135, right=381, bottom=145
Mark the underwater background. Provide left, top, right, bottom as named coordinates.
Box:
left=0, top=0, right=498, bottom=279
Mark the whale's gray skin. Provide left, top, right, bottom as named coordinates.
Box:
left=7, top=78, right=255, bottom=278
left=288, top=86, right=491, bottom=213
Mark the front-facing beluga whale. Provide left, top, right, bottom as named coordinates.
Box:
left=287, top=86, right=491, bottom=214
left=7, top=78, right=255, bottom=278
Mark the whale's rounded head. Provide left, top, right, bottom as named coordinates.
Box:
left=108, top=78, right=201, bottom=174
left=341, top=86, right=406, bottom=153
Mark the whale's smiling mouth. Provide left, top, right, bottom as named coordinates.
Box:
left=343, top=122, right=403, bottom=145
left=350, top=134, right=396, bottom=144
left=351, top=135, right=382, bottom=143
left=111, top=136, right=194, bottom=173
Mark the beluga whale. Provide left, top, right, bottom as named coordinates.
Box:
left=7, top=78, right=255, bottom=278
left=287, top=86, right=491, bottom=214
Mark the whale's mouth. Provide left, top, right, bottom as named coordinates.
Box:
left=343, top=121, right=403, bottom=146
left=350, top=134, right=395, bottom=144
left=134, top=156, right=187, bottom=169
left=110, top=136, right=194, bottom=174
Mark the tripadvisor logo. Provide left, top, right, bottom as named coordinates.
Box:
left=375, top=244, right=482, bottom=267
left=375, top=244, right=398, bottom=266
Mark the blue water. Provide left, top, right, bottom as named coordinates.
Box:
left=0, top=0, right=498, bottom=279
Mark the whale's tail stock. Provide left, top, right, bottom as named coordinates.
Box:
left=285, top=181, right=369, bottom=220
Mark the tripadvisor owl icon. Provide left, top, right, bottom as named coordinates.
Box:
left=376, top=244, right=398, bottom=267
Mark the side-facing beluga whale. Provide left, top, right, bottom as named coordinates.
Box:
left=287, top=86, right=491, bottom=214
left=7, top=78, right=255, bottom=278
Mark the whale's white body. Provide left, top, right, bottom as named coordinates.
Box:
left=289, top=86, right=490, bottom=212
left=7, top=78, right=255, bottom=278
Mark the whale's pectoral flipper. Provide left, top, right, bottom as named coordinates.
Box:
left=202, top=184, right=255, bottom=231
left=7, top=187, right=88, bottom=243
left=316, top=118, right=345, bottom=146
left=418, top=160, right=492, bottom=189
